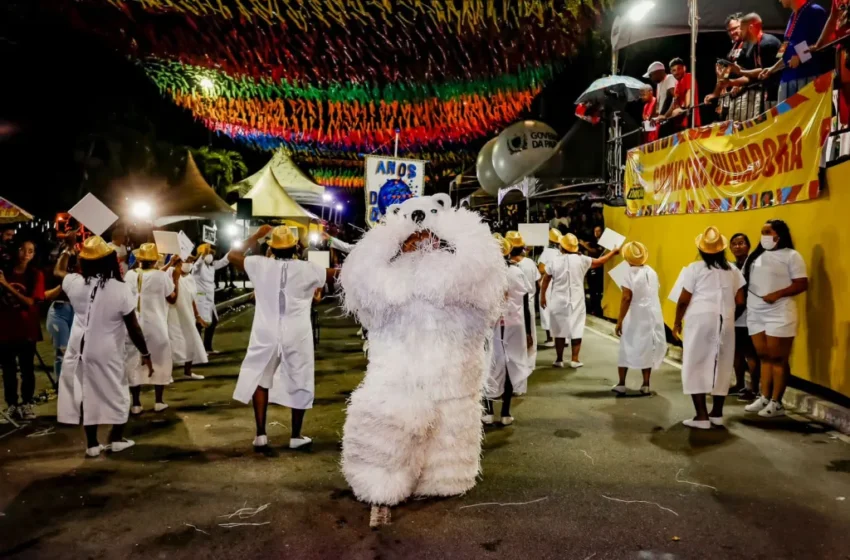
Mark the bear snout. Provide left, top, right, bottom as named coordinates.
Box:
left=411, top=210, right=426, bottom=224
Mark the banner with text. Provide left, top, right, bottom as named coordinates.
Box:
left=365, top=156, right=427, bottom=227
left=624, top=74, right=833, bottom=217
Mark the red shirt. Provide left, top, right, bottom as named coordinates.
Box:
left=0, top=267, right=45, bottom=343
left=674, top=73, right=701, bottom=128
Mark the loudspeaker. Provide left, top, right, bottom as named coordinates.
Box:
left=236, top=198, right=253, bottom=220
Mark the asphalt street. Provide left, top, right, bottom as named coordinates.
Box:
left=1, top=303, right=849, bottom=559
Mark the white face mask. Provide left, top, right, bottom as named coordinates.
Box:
left=204, top=254, right=213, bottom=264
left=761, top=235, right=777, bottom=251
left=181, top=263, right=193, bottom=274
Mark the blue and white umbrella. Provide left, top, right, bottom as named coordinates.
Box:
left=575, top=75, right=648, bottom=105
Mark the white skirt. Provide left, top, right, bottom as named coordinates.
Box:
left=681, top=313, right=735, bottom=396
left=549, top=299, right=586, bottom=340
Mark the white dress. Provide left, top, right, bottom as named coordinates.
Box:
left=487, top=264, right=533, bottom=398
left=515, top=257, right=541, bottom=368
left=57, top=275, right=136, bottom=425
left=125, top=269, right=175, bottom=386
left=680, top=262, right=746, bottom=396
left=537, top=248, right=559, bottom=331
left=168, top=275, right=208, bottom=366
left=233, top=256, right=325, bottom=409
left=746, top=248, right=807, bottom=338
left=192, top=256, right=230, bottom=323
left=545, top=253, right=593, bottom=340
left=618, top=265, right=667, bottom=370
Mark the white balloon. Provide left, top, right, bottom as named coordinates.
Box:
left=491, top=120, right=559, bottom=185
left=475, top=138, right=505, bottom=196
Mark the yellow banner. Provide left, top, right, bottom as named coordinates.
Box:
left=624, top=74, right=834, bottom=217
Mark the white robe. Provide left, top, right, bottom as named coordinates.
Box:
left=125, top=269, right=175, bottom=386
left=680, top=262, right=747, bottom=395
left=487, top=265, right=533, bottom=398
left=618, top=265, right=667, bottom=370
left=537, top=248, right=559, bottom=331
left=233, top=256, right=325, bottom=409
left=57, top=275, right=136, bottom=425
left=515, top=257, right=541, bottom=367
left=545, top=253, right=593, bottom=340
left=168, top=275, right=208, bottom=366
left=192, top=256, right=230, bottom=323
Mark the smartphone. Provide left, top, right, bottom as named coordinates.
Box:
left=716, top=58, right=732, bottom=67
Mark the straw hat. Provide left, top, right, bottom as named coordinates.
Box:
left=133, top=242, right=160, bottom=262
left=78, top=236, right=115, bottom=261
left=505, top=231, right=525, bottom=248
left=622, top=241, right=648, bottom=266
left=197, top=243, right=213, bottom=256
left=559, top=233, right=579, bottom=253
left=268, top=225, right=298, bottom=250
left=549, top=228, right=562, bottom=244
left=695, top=226, right=728, bottom=254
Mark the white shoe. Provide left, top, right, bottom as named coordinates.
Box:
left=758, top=400, right=786, bottom=418
left=363, top=341, right=370, bottom=354
left=290, top=436, right=312, bottom=449
left=109, top=439, right=136, bottom=453
left=640, top=385, right=651, bottom=395
left=253, top=435, right=269, bottom=447
left=185, top=373, right=205, bottom=380
left=130, top=406, right=143, bottom=415
left=709, top=416, right=724, bottom=426
left=501, top=416, right=514, bottom=426
left=570, top=361, right=584, bottom=369
left=86, top=445, right=105, bottom=458
left=207, top=350, right=221, bottom=356
left=357, top=328, right=364, bottom=339
left=552, top=361, right=565, bottom=368
left=19, top=403, right=36, bottom=420
left=154, top=403, right=169, bottom=412
left=744, top=396, right=770, bottom=413
left=611, top=385, right=627, bottom=395
left=683, top=419, right=711, bottom=430
left=543, top=341, right=556, bottom=348
left=0, top=406, right=16, bottom=424
left=481, top=414, right=494, bottom=425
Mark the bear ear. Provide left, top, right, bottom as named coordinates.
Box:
left=432, top=193, right=451, bottom=209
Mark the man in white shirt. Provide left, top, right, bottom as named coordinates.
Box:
left=644, top=61, right=678, bottom=119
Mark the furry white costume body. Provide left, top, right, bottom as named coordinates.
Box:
left=340, top=194, right=506, bottom=507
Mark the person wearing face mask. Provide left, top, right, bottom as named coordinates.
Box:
left=730, top=233, right=760, bottom=400
left=167, top=258, right=208, bottom=381
left=743, top=220, right=808, bottom=417
left=192, top=243, right=230, bottom=354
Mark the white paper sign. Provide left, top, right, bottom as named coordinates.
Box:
left=202, top=225, right=216, bottom=245
left=794, top=41, right=812, bottom=63
left=364, top=156, right=426, bottom=228
left=68, top=193, right=118, bottom=236
left=308, top=250, right=330, bottom=269
left=177, top=231, right=195, bottom=260
left=598, top=228, right=626, bottom=251
left=667, top=267, right=688, bottom=303
left=643, top=120, right=657, bottom=132
left=518, top=223, right=550, bottom=247
left=608, top=260, right=631, bottom=289
left=153, top=231, right=181, bottom=256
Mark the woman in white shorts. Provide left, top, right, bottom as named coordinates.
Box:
left=743, top=220, right=808, bottom=418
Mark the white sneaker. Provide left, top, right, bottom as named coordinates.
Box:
left=501, top=416, right=514, bottom=426
left=611, top=385, right=627, bottom=395
left=130, top=406, right=143, bottom=415
left=744, top=396, right=770, bottom=413
left=570, top=361, right=584, bottom=369
left=253, top=435, right=269, bottom=447
left=154, top=403, right=169, bottom=413
left=758, top=400, right=786, bottom=418
left=185, top=373, right=205, bottom=380
left=290, top=436, right=312, bottom=449
left=552, top=361, right=565, bottom=368
left=640, top=385, right=651, bottom=395
left=19, top=403, right=36, bottom=420
left=481, top=414, right=494, bottom=425
left=86, top=444, right=105, bottom=458
left=683, top=419, right=711, bottom=430
left=1, top=405, right=18, bottom=423
left=109, top=439, right=136, bottom=453
left=543, top=341, right=556, bottom=348
left=207, top=350, right=221, bottom=356
left=709, top=416, right=724, bottom=426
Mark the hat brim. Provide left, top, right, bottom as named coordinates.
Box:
left=625, top=254, right=649, bottom=266
left=79, top=246, right=115, bottom=261
left=643, top=71, right=651, bottom=78
left=268, top=240, right=297, bottom=250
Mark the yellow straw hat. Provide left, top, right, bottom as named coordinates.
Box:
left=622, top=241, right=649, bottom=266
left=549, top=228, right=562, bottom=244
left=78, top=236, right=115, bottom=261
left=559, top=233, right=579, bottom=253
left=695, top=226, right=728, bottom=254
left=133, top=242, right=160, bottom=262
left=505, top=231, right=525, bottom=248
left=268, top=225, right=298, bottom=250
left=197, top=243, right=213, bottom=256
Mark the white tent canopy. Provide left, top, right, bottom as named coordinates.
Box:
left=231, top=150, right=325, bottom=207
left=235, top=165, right=319, bottom=222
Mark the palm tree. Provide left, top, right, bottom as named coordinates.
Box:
left=189, top=146, right=249, bottom=198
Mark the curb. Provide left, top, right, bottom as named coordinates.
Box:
left=215, top=292, right=254, bottom=314
left=586, top=315, right=850, bottom=435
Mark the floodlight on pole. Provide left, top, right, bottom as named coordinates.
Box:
left=132, top=201, right=152, bottom=220
left=335, top=203, right=343, bottom=212
left=626, top=0, right=655, bottom=22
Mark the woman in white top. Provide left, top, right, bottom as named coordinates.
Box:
left=674, top=227, right=746, bottom=430
left=743, top=220, right=808, bottom=418
left=54, top=236, right=153, bottom=457
left=613, top=242, right=666, bottom=396
left=505, top=231, right=540, bottom=369
left=192, top=244, right=230, bottom=354
left=541, top=233, right=618, bottom=368
left=167, top=259, right=208, bottom=380
left=125, top=243, right=178, bottom=415
left=484, top=236, right=533, bottom=426
left=536, top=229, right=562, bottom=348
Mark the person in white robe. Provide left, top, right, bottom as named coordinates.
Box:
left=54, top=236, right=153, bottom=457
left=674, top=226, right=746, bottom=430
left=536, top=229, right=563, bottom=348
left=192, top=244, right=229, bottom=354
left=229, top=225, right=334, bottom=450
left=613, top=242, right=666, bottom=396
left=541, top=233, right=619, bottom=369
left=484, top=236, right=533, bottom=426
left=505, top=231, right=540, bottom=369
left=167, top=260, right=208, bottom=380
left=125, top=243, right=178, bottom=414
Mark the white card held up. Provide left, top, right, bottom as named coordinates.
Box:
left=608, top=260, right=631, bottom=289
left=202, top=225, right=216, bottom=245
left=667, top=267, right=688, bottom=303
left=794, top=41, right=812, bottom=63
left=308, top=250, right=330, bottom=269
left=598, top=228, right=626, bottom=251
left=68, top=193, right=119, bottom=236
left=177, top=231, right=195, bottom=260
left=153, top=231, right=181, bottom=256
left=518, top=223, right=550, bottom=246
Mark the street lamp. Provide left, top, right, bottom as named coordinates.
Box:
left=626, top=0, right=654, bottom=22
left=132, top=201, right=152, bottom=221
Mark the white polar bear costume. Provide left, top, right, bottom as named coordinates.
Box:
left=339, top=194, right=506, bottom=510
